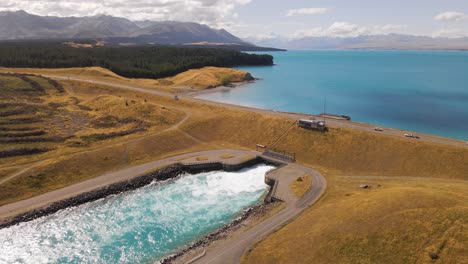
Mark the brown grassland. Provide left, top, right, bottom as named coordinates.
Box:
left=157, top=66, right=252, bottom=89
left=0, top=67, right=467, bottom=263
left=243, top=174, right=468, bottom=264
left=290, top=174, right=312, bottom=197
left=0, top=66, right=251, bottom=93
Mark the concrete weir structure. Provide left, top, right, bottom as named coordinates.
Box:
left=0, top=149, right=326, bottom=264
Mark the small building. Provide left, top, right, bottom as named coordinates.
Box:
left=298, top=119, right=327, bottom=132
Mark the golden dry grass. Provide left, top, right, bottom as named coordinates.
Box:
left=0, top=67, right=467, bottom=263
left=159, top=66, right=251, bottom=90
left=180, top=109, right=467, bottom=180
left=196, top=156, right=209, bottom=161
left=0, top=75, right=186, bottom=167
left=0, top=66, right=124, bottom=80
left=243, top=175, right=468, bottom=264
left=0, top=168, right=16, bottom=181
left=0, top=76, right=32, bottom=93
left=220, top=154, right=235, bottom=159
left=275, top=126, right=468, bottom=179
left=0, top=130, right=208, bottom=205
left=290, top=174, right=312, bottom=197
left=180, top=109, right=294, bottom=148
left=0, top=66, right=251, bottom=93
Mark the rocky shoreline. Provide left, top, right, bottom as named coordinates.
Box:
left=184, top=78, right=260, bottom=97
left=159, top=202, right=275, bottom=264
left=0, top=157, right=279, bottom=264
left=0, top=158, right=277, bottom=229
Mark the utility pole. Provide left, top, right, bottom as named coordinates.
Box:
left=323, top=95, right=327, bottom=122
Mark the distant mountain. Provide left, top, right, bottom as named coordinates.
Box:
left=128, top=21, right=245, bottom=44
left=0, top=11, right=139, bottom=39
left=0, top=10, right=258, bottom=48
left=250, top=34, right=468, bottom=50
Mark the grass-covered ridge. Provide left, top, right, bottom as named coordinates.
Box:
left=0, top=43, right=273, bottom=79
left=0, top=73, right=184, bottom=161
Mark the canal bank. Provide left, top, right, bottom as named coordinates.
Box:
left=0, top=150, right=326, bottom=264
left=0, top=150, right=285, bottom=228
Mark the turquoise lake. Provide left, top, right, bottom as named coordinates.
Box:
left=199, top=50, right=468, bottom=140
left=0, top=165, right=273, bottom=263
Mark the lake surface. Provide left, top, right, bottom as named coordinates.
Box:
left=198, top=50, right=468, bottom=140
left=0, top=165, right=273, bottom=264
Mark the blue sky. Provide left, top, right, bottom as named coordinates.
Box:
left=231, top=0, right=468, bottom=39
left=1, top=0, right=467, bottom=39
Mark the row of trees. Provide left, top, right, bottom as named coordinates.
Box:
left=0, top=43, right=274, bottom=79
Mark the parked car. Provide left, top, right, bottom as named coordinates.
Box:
left=374, top=127, right=384, bottom=132
left=404, top=133, right=420, bottom=139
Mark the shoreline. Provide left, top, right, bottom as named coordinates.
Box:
left=159, top=202, right=277, bottom=264
left=0, top=164, right=184, bottom=228
left=3, top=69, right=466, bottom=145
left=182, top=79, right=259, bottom=97
left=0, top=150, right=273, bottom=224
left=179, top=75, right=468, bottom=143
left=0, top=149, right=327, bottom=264
left=0, top=153, right=279, bottom=228
left=187, top=94, right=468, bottom=145
left=0, top=152, right=285, bottom=264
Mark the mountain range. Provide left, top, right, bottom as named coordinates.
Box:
left=249, top=34, right=468, bottom=50
left=1, top=10, right=468, bottom=51
left=0, top=10, right=248, bottom=46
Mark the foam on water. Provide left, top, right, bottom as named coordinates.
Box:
left=0, top=164, right=274, bottom=264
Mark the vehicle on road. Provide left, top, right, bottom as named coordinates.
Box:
left=298, top=119, right=327, bottom=132
left=405, top=133, right=420, bottom=139
left=374, top=127, right=384, bottom=131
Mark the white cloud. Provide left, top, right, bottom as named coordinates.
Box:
left=432, top=28, right=468, bottom=38
left=245, top=32, right=281, bottom=41
left=380, top=24, right=407, bottom=31
left=0, top=0, right=252, bottom=26
left=287, top=8, right=328, bottom=16
left=434, top=12, right=466, bottom=22
left=291, top=22, right=407, bottom=39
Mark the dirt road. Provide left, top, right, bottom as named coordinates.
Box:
left=191, top=161, right=326, bottom=264
left=46, top=75, right=467, bottom=148
left=0, top=149, right=326, bottom=264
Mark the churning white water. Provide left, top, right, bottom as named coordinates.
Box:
left=0, top=164, right=273, bottom=264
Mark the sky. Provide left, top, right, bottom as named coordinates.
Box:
left=0, top=0, right=467, bottom=40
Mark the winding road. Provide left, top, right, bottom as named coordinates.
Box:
left=0, top=73, right=464, bottom=263
left=191, top=160, right=326, bottom=264
left=44, top=75, right=467, bottom=148
left=0, top=149, right=326, bottom=264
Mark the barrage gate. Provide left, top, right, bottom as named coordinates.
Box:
left=256, top=144, right=296, bottom=163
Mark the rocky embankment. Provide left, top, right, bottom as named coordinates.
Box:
left=160, top=202, right=274, bottom=264
left=0, top=165, right=185, bottom=229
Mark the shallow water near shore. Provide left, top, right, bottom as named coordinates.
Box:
left=0, top=164, right=273, bottom=263
left=198, top=50, right=468, bottom=140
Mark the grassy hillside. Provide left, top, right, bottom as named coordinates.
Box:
left=0, top=68, right=466, bottom=262
left=179, top=109, right=467, bottom=179
left=0, top=73, right=184, bottom=166
left=243, top=175, right=468, bottom=264
left=0, top=66, right=253, bottom=93
left=158, top=66, right=253, bottom=89
left=1, top=74, right=465, bottom=204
